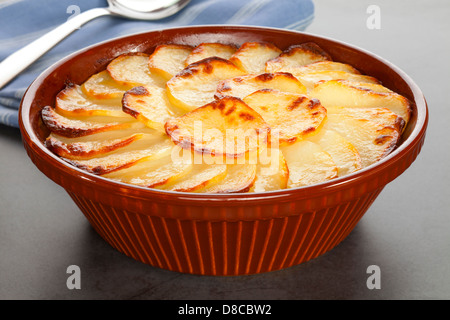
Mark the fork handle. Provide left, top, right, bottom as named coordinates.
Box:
left=0, top=7, right=111, bottom=90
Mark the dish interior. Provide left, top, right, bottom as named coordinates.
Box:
left=22, top=26, right=424, bottom=194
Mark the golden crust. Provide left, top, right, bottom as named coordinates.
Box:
left=166, top=56, right=246, bottom=111
left=165, top=96, right=270, bottom=158
left=41, top=106, right=134, bottom=138
left=184, top=42, right=237, bottom=66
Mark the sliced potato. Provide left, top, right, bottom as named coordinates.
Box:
left=148, top=44, right=193, bottom=80
left=265, top=42, right=332, bottom=73
left=81, top=70, right=130, bottom=100
left=310, top=80, right=411, bottom=124
left=184, top=42, right=237, bottom=66
left=243, top=89, right=327, bottom=145
left=229, top=41, right=282, bottom=74
left=161, top=162, right=228, bottom=192
left=165, top=57, right=246, bottom=111
left=327, top=106, right=406, bottom=132
left=278, top=61, right=362, bottom=75
left=41, top=106, right=138, bottom=138
left=295, top=70, right=380, bottom=90
left=56, top=84, right=126, bottom=118
left=250, top=147, right=289, bottom=192
left=64, top=133, right=174, bottom=175
left=122, top=85, right=182, bottom=133
left=265, top=43, right=332, bottom=72
left=107, top=52, right=165, bottom=87
left=282, top=140, right=338, bottom=188
left=323, top=107, right=403, bottom=167
left=165, top=96, right=270, bottom=157
left=215, top=72, right=306, bottom=100
left=45, top=130, right=152, bottom=160
left=306, top=128, right=362, bottom=176
left=202, top=163, right=257, bottom=193
left=102, top=145, right=193, bottom=188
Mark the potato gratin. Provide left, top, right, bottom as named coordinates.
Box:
left=42, top=41, right=411, bottom=193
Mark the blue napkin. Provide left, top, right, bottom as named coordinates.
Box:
left=0, top=0, right=314, bottom=128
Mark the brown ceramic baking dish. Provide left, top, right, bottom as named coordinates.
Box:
left=19, top=25, right=428, bottom=276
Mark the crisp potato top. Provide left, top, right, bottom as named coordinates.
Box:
left=42, top=41, right=411, bottom=193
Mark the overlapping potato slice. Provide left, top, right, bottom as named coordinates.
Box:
left=165, top=96, right=270, bottom=157
left=328, top=106, right=405, bottom=131
left=295, top=70, right=380, bottom=90
left=323, top=107, right=403, bottom=167
left=81, top=70, right=131, bottom=100
left=41, top=106, right=137, bottom=138
left=184, top=42, right=237, bottom=67
left=101, top=145, right=193, bottom=188
left=306, top=128, right=362, bottom=176
left=122, top=85, right=182, bottom=133
left=148, top=44, right=193, bottom=80
left=202, top=163, right=257, bottom=193
left=163, top=164, right=228, bottom=192
left=215, top=72, right=306, bottom=100
left=282, top=140, right=338, bottom=188
left=160, top=156, right=228, bottom=192
left=310, top=80, right=411, bottom=124
left=44, top=127, right=156, bottom=160
left=265, top=42, right=332, bottom=73
left=229, top=41, right=282, bottom=74
left=166, top=57, right=246, bottom=111
left=243, top=89, right=326, bottom=145
left=282, top=61, right=362, bottom=75
left=335, top=81, right=394, bottom=93
left=250, top=147, right=289, bottom=192
left=107, top=52, right=165, bottom=88
left=55, top=84, right=126, bottom=118
left=64, top=132, right=174, bottom=175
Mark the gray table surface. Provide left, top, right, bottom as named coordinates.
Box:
left=1, top=0, right=449, bottom=300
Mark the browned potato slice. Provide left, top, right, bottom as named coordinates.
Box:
left=243, top=89, right=327, bottom=145
left=295, top=70, right=380, bottom=90
left=215, top=72, right=306, bottom=100
left=184, top=42, right=237, bottom=66
left=41, top=106, right=138, bottom=138
left=122, top=85, right=182, bottom=133
left=250, top=147, right=289, bottom=192
left=165, top=96, right=270, bottom=158
left=44, top=129, right=153, bottom=161
left=323, top=107, right=403, bottom=167
left=81, top=70, right=130, bottom=100
left=333, top=81, right=394, bottom=93
left=202, top=163, right=257, bottom=193
left=229, top=41, right=282, bottom=74
left=56, top=84, right=126, bottom=118
left=310, top=80, right=411, bottom=124
left=65, top=133, right=174, bottom=175
left=165, top=57, right=246, bottom=111
left=328, top=106, right=406, bottom=132
left=306, top=128, right=362, bottom=176
left=265, top=42, right=332, bottom=73
left=277, top=61, right=361, bottom=75
left=148, top=44, right=193, bottom=80
left=107, top=52, right=165, bottom=87
left=102, top=145, right=193, bottom=188
left=282, top=140, right=338, bottom=188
